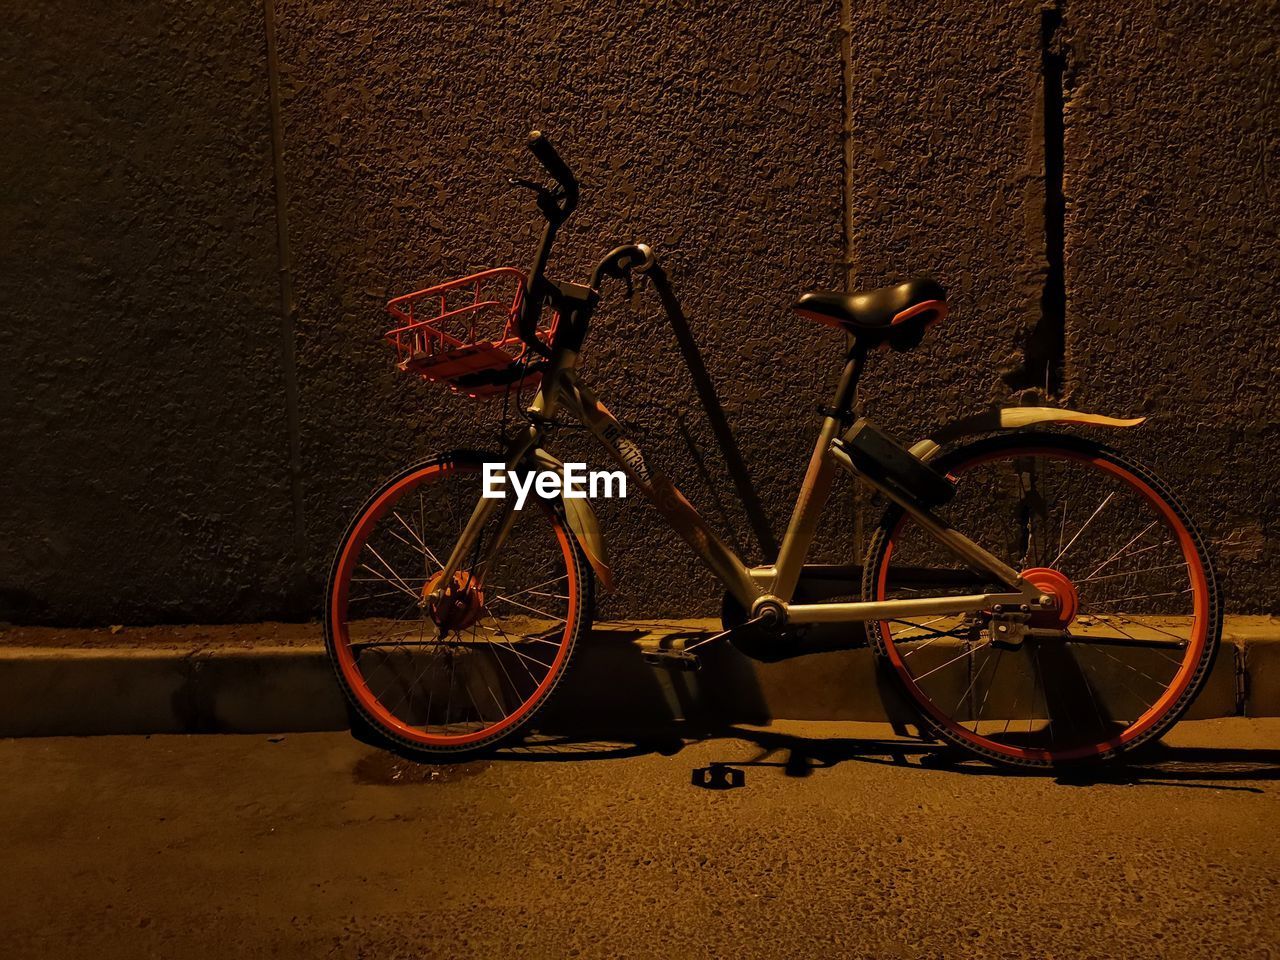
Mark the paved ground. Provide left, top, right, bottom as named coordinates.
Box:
left=2, top=720, right=1278, bottom=960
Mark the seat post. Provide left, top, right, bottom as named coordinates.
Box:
left=825, top=343, right=867, bottom=423
left=771, top=342, right=869, bottom=601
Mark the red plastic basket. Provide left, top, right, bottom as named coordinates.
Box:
left=384, top=268, right=556, bottom=399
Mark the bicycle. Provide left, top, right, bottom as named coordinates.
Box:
left=324, top=131, right=1222, bottom=769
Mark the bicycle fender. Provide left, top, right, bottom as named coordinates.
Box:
left=531, top=448, right=614, bottom=591
left=909, top=406, right=1146, bottom=462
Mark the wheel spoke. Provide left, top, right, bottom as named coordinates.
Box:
left=953, top=646, right=997, bottom=717
left=363, top=544, right=421, bottom=600
left=971, top=647, right=1004, bottom=733
left=1082, top=520, right=1158, bottom=581
left=1050, top=491, right=1114, bottom=568
left=1085, top=588, right=1192, bottom=606
left=392, top=510, right=444, bottom=569
left=487, top=593, right=568, bottom=622
left=479, top=617, right=551, bottom=675
left=913, top=640, right=992, bottom=683
left=1077, top=560, right=1187, bottom=584
left=1097, top=610, right=1192, bottom=644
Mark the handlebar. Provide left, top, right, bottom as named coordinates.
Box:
left=518, top=132, right=648, bottom=357
left=517, top=130, right=581, bottom=354
left=526, top=130, right=578, bottom=220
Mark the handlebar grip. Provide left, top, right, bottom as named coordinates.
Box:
left=526, top=130, right=578, bottom=212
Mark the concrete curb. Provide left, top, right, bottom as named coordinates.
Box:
left=0, top=618, right=1276, bottom=737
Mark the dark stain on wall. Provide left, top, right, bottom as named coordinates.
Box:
left=1004, top=1, right=1068, bottom=396
left=2, top=0, right=1275, bottom=623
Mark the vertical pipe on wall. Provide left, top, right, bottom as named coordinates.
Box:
left=262, top=0, right=308, bottom=592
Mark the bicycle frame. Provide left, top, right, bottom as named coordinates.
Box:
left=340, top=132, right=1213, bottom=770
left=434, top=336, right=1043, bottom=627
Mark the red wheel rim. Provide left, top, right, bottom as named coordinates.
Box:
left=330, top=462, right=579, bottom=748
left=874, top=446, right=1209, bottom=763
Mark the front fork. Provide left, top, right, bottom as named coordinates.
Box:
left=428, top=425, right=538, bottom=607
left=428, top=348, right=579, bottom=607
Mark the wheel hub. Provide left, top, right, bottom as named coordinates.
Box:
left=422, top=570, right=486, bottom=631
left=1019, top=566, right=1079, bottom=628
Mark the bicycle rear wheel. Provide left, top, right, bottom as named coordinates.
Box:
left=325, top=452, right=592, bottom=758
left=863, top=432, right=1220, bottom=768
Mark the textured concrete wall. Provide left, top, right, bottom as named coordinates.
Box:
left=848, top=0, right=1046, bottom=439
left=2, top=0, right=1275, bottom=624
left=1060, top=0, right=1279, bottom=608
left=1, top=2, right=304, bottom=624
left=275, top=0, right=846, bottom=619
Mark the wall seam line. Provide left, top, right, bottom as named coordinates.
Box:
left=262, top=0, right=308, bottom=583
left=839, top=0, right=865, bottom=556
left=1040, top=0, right=1068, bottom=398
left=840, top=0, right=855, bottom=296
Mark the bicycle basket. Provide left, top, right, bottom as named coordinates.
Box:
left=384, top=268, right=555, bottom=399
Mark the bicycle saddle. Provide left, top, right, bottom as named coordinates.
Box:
left=794, top=277, right=948, bottom=350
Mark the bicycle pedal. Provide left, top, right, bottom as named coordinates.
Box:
left=641, top=648, right=701, bottom=671
left=691, top=765, right=745, bottom=790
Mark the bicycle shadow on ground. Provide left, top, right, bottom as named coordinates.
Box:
left=687, top=725, right=1280, bottom=792
left=495, top=718, right=1280, bottom=793
left=353, top=720, right=1280, bottom=793
left=352, top=625, right=1280, bottom=791
left=535, top=626, right=1280, bottom=791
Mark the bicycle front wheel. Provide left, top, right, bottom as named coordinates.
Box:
left=863, top=432, right=1221, bottom=768
left=325, top=452, right=592, bottom=758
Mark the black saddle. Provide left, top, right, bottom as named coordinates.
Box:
left=794, top=277, right=948, bottom=350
